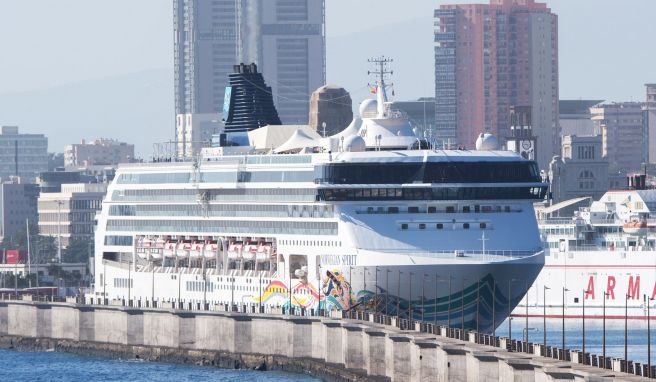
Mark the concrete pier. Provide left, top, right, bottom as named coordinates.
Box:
left=0, top=300, right=651, bottom=381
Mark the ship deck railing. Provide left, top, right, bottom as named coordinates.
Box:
left=363, top=248, right=543, bottom=260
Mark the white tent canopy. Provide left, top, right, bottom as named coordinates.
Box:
left=248, top=124, right=320, bottom=152
left=273, top=128, right=321, bottom=153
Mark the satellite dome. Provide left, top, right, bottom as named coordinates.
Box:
left=475, top=133, right=499, bottom=151
left=343, top=135, right=366, bottom=152
left=359, top=99, right=378, bottom=118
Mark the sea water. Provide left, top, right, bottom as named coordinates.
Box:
left=497, top=317, right=655, bottom=365
left=0, top=349, right=320, bottom=382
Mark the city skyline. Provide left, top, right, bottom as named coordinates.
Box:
left=0, top=0, right=654, bottom=155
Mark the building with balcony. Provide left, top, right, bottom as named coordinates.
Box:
left=37, top=183, right=107, bottom=248
left=64, top=138, right=134, bottom=168
left=591, top=102, right=646, bottom=173
left=434, top=0, right=558, bottom=169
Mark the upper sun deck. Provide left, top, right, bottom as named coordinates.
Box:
left=120, top=149, right=532, bottom=171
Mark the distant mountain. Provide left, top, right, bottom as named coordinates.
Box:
left=0, top=68, right=173, bottom=158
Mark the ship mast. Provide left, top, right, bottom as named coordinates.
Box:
left=367, top=56, right=394, bottom=117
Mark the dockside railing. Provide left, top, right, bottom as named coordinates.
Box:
left=1, top=293, right=654, bottom=378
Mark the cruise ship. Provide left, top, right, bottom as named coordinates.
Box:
left=515, top=180, right=656, bottom=322
left=91, top=71, right=548, bottom=333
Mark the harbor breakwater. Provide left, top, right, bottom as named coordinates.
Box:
left=0, top=300, right=649, bottom=381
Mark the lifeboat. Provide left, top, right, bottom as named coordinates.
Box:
left=203, top=242, right=219, bottom=259
left=227, top=242, right=242, bottom=259
left=623, top=220, right=649, bottom=235
left=241, top=243, right=259, bottom=261
left=256, top=243, right=272, bottom=261
left=190, top=242, right=203, bottom=257
left=177, top=242, right=191, bottom=258
left=163, top=241, right=177, bottom=258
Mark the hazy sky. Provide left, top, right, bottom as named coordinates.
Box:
left=0, top=0, right=653, bottom=97
left=0, top=0, right=654, bottom=153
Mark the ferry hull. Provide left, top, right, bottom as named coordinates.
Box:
left=513, top=249, right=656, bottom=322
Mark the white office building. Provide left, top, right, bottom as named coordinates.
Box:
left=38, top=183, right=107, bottom=249
left=0, top=126, right=48, bottom=180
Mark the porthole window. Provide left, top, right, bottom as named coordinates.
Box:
left=463, top=223, right=470, bottom=229
left=436, top=223, right=444, bottom=229
left=480, top=222, right=487, bottom=229
left=419, top=223, right=426, bottom=230
left=446, top=206, right=455, bottom=213
left=428, top=206, right=437, bottom=213
left=463, top=206, right=471, bottom=213
left=408, top=206, right=419, bottom=213
left=401, top=223, right=408, bottom=230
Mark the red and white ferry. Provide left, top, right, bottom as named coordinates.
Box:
left=515, top=188, right=656, bottom=322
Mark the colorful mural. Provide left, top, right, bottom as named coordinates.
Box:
left=322, top=269, right=354, bottom=310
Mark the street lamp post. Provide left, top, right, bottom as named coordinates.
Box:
left=603, top=291, right=609, bottom=369
left=582, top=289, right=586, bottom=364
left=374, top=267, right=379, bottom=315
left=492, top=282, right=496, bottom=337
left=461, top=277, right=466, bottom=332
left=435, top=273, right=439, bottom=327
left=421, top=274, right=426, bottom=322
left=646, top=294, right=652, bottom=378
left=543, top=285, right=550, bottom=349
left=386, top=269, right=391, bottom=317
left=56, top=200, right=64, bottom=263
left=363, top=267, right=368, bottom=316
left=562, top=287, right=569, bottom=360
left=397, top=271, right=402, bottom=319
left=409, top=272, right=414, bottom=321
left=625, top=293, right=629, bottom=369
left=525, top=281, right=529, bottom=346
left=476, top=279, right=480, bottom=336
left=508, top=280, right=513, bottom=344
left=448, top=274, right=452, bottom=329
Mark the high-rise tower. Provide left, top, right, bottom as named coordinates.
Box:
left=434, top=0, right=558, bottom=169
left=173, top=0, right=325, bottom=125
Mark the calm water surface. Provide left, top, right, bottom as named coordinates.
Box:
left=0, top=349, right=320, bottom=382
left=497, top=317, right=656, bottom=365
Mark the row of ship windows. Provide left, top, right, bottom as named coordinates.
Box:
left=540, top=227, right=575, bottom=236
left=359, top=204, right=520, bottom=214
left=279, top=239, right=342, bottom=247
left=400, top=222, right=489, bottom=231
left=187, top=281, right=215, bottom=293
left=105, top=219, right=337, bottom=236
left=111, top=189, right=316, bottom=203
left=113, top=278, right=134, bottom=288
left=108, top=204, right=334, bottom=219
left=319, top=186, right=547, bottom=201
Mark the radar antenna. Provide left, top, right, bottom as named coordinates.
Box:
left=367, top=56, right=394, bottom=102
